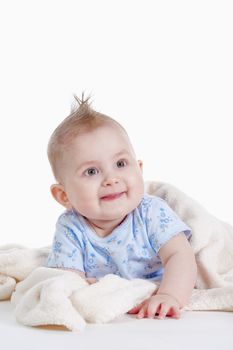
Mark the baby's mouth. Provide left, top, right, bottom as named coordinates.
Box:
left=100, top=192, right=125, bottom=201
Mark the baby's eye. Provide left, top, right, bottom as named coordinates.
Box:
left=116, top=159, right=127, bottom=168
left=84, top=167, right=99, bottom=176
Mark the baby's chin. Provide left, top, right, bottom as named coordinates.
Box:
left=98, top=206, right=136, bottom=222
left=97, top=211, right=129, bottom=222
left=93, top=205, right=130, bottom=220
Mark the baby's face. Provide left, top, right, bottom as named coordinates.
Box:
left=61, top=125, right=144, bottom=224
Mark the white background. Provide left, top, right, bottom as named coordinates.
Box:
left=0, top=0, right=232, bottom=247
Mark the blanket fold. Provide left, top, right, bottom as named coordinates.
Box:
left=0, top=181, right=233, bottom=331
left=11, top=267, right=157, bottom=331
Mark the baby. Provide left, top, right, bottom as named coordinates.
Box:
left=46, top=95, right=197, bottom=320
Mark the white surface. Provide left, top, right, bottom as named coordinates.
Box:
left=1, top=301, right=232, bottom=350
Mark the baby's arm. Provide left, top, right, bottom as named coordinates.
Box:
left=136, top=233, right=197, bottom=319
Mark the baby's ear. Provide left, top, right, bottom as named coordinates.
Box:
left=50, top=184, right=72, bottom=210
left=138, top=160, right=143, bottom=171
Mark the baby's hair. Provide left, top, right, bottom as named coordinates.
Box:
left=47, top=93, right=127, bottom=182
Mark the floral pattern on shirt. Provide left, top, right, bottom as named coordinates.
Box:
left=46, top=194, right=191, bottom=281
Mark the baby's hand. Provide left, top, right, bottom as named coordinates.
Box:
left=129, top=294, right=181, bottom=320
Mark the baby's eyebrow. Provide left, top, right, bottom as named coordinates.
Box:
left=114, top=149, right=131, bottom=157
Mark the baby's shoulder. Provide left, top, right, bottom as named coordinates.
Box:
left=138, top=193, right=167, bottom=213
left=58, top=210, right=76, bottom=223
left=136, top=194, right=172, bottom=222
left=57, top=210, right=84, bottom=230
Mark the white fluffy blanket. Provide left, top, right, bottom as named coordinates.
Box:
left=0, top=181, right=233, bottom=331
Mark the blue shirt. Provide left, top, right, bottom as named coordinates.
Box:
left=46, top=194, right=191, bottom=281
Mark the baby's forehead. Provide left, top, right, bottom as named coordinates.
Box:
left=76, top=123, right=130, bottom=143
left=69, top=124, right=135, bottom=156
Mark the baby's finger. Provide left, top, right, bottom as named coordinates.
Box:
left=157, top=303, right=170, bottom=319
left=128, top=303, right=144, bottom=314
left=137, top=304, right=148, bottom=319
left=86, top=277, right=97, bottom=284
left=146, top=301, right=161, bottom=319
left=169, top=305, right=181, bottom=319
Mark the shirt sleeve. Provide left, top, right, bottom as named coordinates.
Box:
left=46, top=213, right=85, bottom=272
left=146, top=196, right=192, bottom=254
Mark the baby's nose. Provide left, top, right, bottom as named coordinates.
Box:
left=102, top=176, right=119, bottom=186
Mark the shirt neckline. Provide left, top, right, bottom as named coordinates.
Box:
left=77, top=212, right=132, bottom=243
